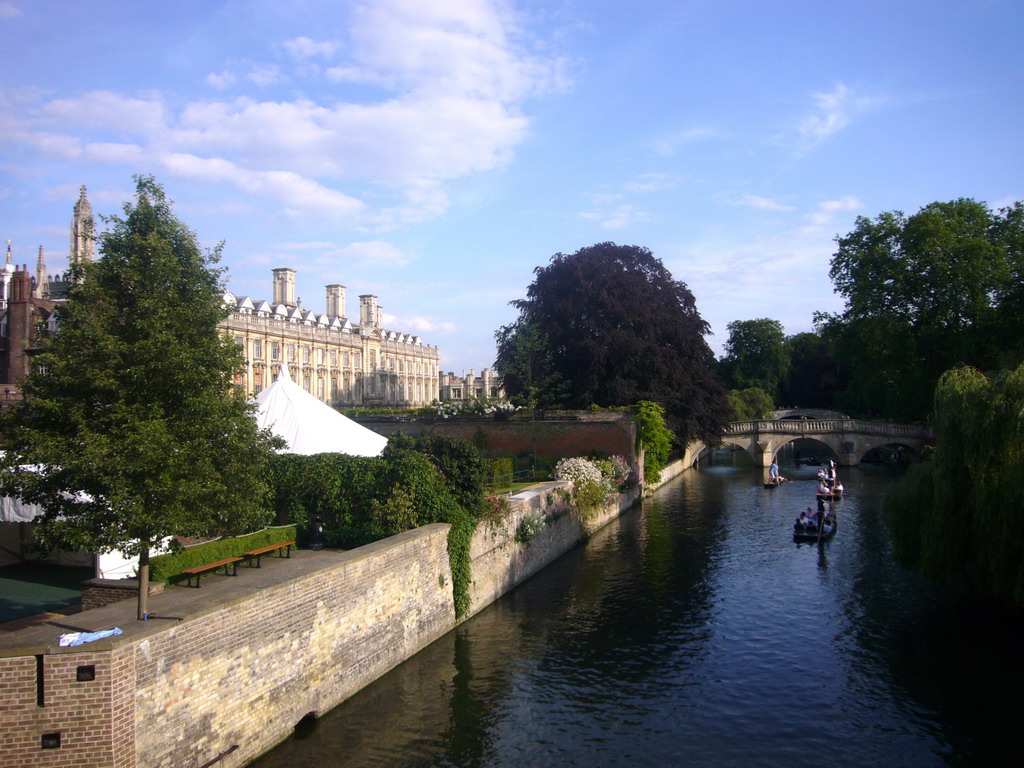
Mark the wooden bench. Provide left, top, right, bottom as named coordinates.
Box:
left=242, top=540, right=295, bottom=568
left=180, top=556, right=243, bottom=588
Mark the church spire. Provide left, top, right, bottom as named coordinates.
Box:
left=70, top=185, right=94, bottom=266
left=35, top=245, right=46, bottom=299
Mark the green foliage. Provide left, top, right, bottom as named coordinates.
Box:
left=340, top=406, right=437, bottom=418
left=826, top=199, right=1023, bottom=420
left=495, top=242, right=729, bottom=445
left=266, top=450, right=460, bottom=548
left=382, top=432, right=488, bottom=513
left=886, top=364, right=1024, bottom=609
left=719, top=318, right=789, bottom=399
left=493, top=320, right=565, bottom=412
left=0, top=176, right=278, bottom=571
left=148, top=526, right=297, bottom=584
left=633, top=400, right=674, bottom=484
left=780, top=331, right=843, bottom=408
left=726, top=387, right=775, bottom=421
left=487, top=457, right=514, bottom=486
left=266, top=445, right=476, bottom=616
left=446, top=506, right=477, bottom=619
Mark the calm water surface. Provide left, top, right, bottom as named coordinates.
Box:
left=251, top=464, right=1022, bottom=767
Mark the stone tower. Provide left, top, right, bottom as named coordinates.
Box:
left=34, top=246, right=46, bottom=299
left=272, top=267, right=296, bottom=307
left=326, top=284, right=346, bottom=318
left=359, top=294, right=379, bottom=329
left=70, top=185, right=95, bottom=266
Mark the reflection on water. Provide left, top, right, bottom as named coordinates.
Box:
left=250, top=465, right=1022, bottom=767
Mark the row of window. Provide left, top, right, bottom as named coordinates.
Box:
left=251, top=371, right=437, bottom=403
left=238, top=338, right=436, bottom=376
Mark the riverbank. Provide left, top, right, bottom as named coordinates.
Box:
left=0, top=481, right=640, bottom=768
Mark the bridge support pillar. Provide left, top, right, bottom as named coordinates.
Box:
left=754, top=441, right=774, bottom=468
left=837, top=452, right=859, bottom=468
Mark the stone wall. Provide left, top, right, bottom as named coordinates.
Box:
left=468, top=482, right=641, bottom=616
left=0, top=484, right=639, bottom=768
left=132, top=524, right=454, bottom=768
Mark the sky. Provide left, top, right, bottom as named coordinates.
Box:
left=1, top=0, right=1021, bottom=375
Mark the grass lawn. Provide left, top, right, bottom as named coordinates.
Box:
left=488, top=481, right=544, bottom=495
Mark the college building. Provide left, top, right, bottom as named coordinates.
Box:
left=1, top=187, right=441, bottom=408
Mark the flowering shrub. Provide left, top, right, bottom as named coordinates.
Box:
left=608, top=455, right=639, bottom=491
left=553, top=457, right=615, bottom=514
left=434, top=398, right=521, bottom=419
left=481, top=493, right=511, bottom=520
left=514, top=511, right=546, bottom=544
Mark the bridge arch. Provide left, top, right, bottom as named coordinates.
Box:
left=679, top=419, right=931, bottom=470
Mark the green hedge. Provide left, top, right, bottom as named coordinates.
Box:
left=488, top=457, right=514, bottom=486
left=149, top=525, right=298, bottom=585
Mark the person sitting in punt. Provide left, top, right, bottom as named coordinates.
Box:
left=796, top=510, right=811, bottom=530
left=817, top=481, right=831, bottom=495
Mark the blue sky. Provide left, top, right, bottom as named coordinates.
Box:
left=2, top=0, right=1021, bottom=375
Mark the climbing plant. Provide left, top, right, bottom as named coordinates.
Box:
left=633, top=400, right=674, bottom=484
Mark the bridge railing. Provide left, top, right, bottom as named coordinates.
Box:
left=726, top=419, right=929, bottom=438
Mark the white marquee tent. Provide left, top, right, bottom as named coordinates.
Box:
left=254, top=364, right=388, bottom=457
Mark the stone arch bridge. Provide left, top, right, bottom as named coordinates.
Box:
left=680, top=419, right=933, bottom=469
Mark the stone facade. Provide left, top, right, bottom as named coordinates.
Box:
left=438, top=367, right=503, bottom=401
left=1, top=188, right=442, bottom=408
left=222, top=272, right=440, bottom=407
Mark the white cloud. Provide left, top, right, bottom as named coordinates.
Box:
left=654, top=126, right=720, bottom=156
left=794, top=83, right=882, bottom=152
left=0, top=2, right=22, bottom=20
left=205, top=71, right=237, bottom=90
left=40, top=91, right=168, bottom=136
left=624, top=173, right=678, bottom=193
left=273, top=241, right=337, bottom=250
left=392, top=315, right=458, bottom=334
left=580, top=204, right=653, bottom=230
left=323, top=241, right=412, bottom=267
left=802, top=195, right=862, bottom=232
left=246, top=64, right=284, bottom=87
left=283, top=37, right=340, bottom=60
left=726, top=194, right=796, bottom=212
left=4, top=0, right=562, bottom=227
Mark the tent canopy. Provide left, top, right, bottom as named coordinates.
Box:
left=255, top=364, right=388, bottom=457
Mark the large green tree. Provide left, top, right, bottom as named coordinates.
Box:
left=779, top=331, right=844, bottom=408
left=719, top=318, right=788, bottom=399
left=0, top=177, right=278, bottom=619
left=886, top=364, right=1024, bottom=609
left=823, top=199, right=1023, bottom=420
left=494, top=242, right=729, bottom=446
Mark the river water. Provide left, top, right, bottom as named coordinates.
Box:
left=251, top=463, right=1022, bottom=767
